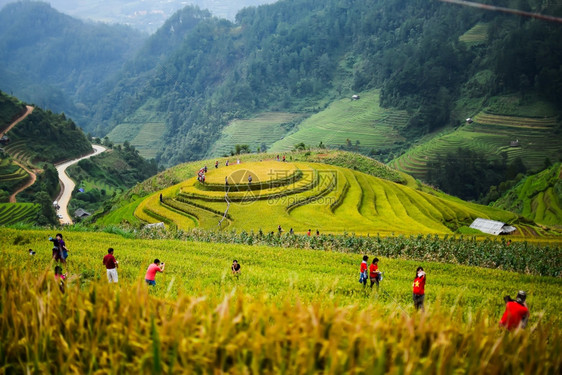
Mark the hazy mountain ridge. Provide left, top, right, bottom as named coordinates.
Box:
left=0, top=1, right=146, bottom=122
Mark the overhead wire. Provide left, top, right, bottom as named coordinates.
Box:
left=438, top=0, right=562, bottom=24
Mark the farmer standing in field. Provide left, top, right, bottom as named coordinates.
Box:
left=103, top=248, right=118, bottom=283
left=499, top=291, right=529, bottom=330
left=412, top=266, right=426, bottom=311
left=145, top=259, right=165, bottom=286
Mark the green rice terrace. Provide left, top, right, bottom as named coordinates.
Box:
left=389, top=106, right=561, bottom=181
left=0, top=157, right=29, bottom=200
left=108, top=158, right=559, bottom=237
left=0, top=202, right=38, bottom=225
left=105, top=99, right=167, bottom=159
left=492, top=163, right=562, bottom=227
left=269, top=90, right=410, bottom=152
left=207, top=112, right=304, bottom=157
left=458, top=22, right=488, bottom=46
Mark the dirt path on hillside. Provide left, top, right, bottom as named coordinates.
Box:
left=3, top=106, right=36, bottom=202
left=1, top=105, right=34, bottom=138
left=55, top=145, right=106, bottom=225
left=8, top=160, right=37, bottom=203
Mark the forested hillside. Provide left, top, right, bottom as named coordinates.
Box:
left=89, top=0, right=562, bottom=167
left=0, top=1, right=145, bottom=123
left=1, top=0, right=560, bottom=203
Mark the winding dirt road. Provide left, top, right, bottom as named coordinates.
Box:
left=0, top=105, right=34, bottom=138
left=56, top=145, right=106, bottom=224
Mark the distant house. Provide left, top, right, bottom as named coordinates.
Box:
left=74, top=208, right=91, bottom=218
left=0, top=136, right=9, bottom=145
left=466, top=117, right=473, bottom=124
left=469, top=218, right=516, bottom=235
left=510, top=139, right=520, bottom=147
left=352, top=95, right=360, bottom=100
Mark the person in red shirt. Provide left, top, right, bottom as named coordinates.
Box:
left=499, top=291, right=529, bottom=330
left=102, top=248, right=119, bottom=283
left=412, top=266, right=426, bottom=311
left=145, top=259, right=165, bottom=286
left=359, top=255, right=368, bottom=286
left=369, top=258, right=381, bottom=288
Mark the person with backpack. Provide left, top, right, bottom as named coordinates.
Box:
left=50, top=233, right=69, bottom=265
left=412, top=266, right=426, bottom=311
left=359, top=255, right=369, bottom=287
left=499, top=291, right=529, bottom=330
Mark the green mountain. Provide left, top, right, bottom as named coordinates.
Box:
left=88, top=0, right=562, bottom=168
left=0, top=91, right=157, bottom=224
left=0, top=1, right=145, bottom=123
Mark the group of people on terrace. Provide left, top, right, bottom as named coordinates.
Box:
left=358, top=255, right=528, bottom=330
left=43, top=232, right=528, bottom=331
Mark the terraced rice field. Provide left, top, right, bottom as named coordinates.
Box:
left=2, top=141, right=35, bottom=166
left=0, top=158, right=29, bottom=197
left=134, top=161, right=520, bottom=235
left=459, top=22, right=488, bottom=46
left=389, top=112, right=561, bottom=180
left=208, top=112, right=303, bottom=156
left=106, top=100, right=167, bottom=159
left=0, top=203, right=38, bottom=225
left=269, top=90, right=409, bottom=152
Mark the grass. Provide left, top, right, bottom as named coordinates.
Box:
left=207, top=112, right=304, bottom=156
left=133, top=161, right=531, bottom=236
left=1, top=227, right=561, bottom=372
left=269, top=90, right=409, bottom=152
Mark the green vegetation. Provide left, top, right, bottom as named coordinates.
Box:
left=1, top=227, right=561, bottom=372
left=67, top=142, right=158, bottom=218
left=458, top=22, right=488, bottom=46
left=208, top=112, right=303, bottom=156
left=389, top=94, right=562, bottom=197
left=0, top=1, right=145, bottom=124
left=0, top=203, right=38, bottom=225
left=4, top=108, right=92, bottom=166
left=491, top=163, right=562, bottom=226
left=0, top=157, right=29, bottom=202
left=269, top=90, right=409, bottom=156
left=0, top=90, right=26, bottom=132
left=105, top=99, right=167, bottom=159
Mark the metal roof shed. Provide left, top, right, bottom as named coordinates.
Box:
left=469, top=218, right=516, bottom=235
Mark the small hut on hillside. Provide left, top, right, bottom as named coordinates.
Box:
left=469, top=218, right=516, bottom=235
left=74, top=208, right=91, bottom=218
